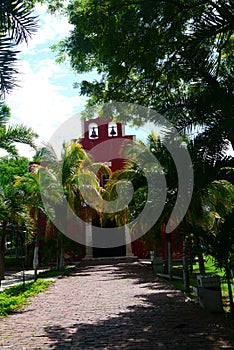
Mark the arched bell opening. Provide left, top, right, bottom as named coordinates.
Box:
left=89, top=123, right=99, bottom=139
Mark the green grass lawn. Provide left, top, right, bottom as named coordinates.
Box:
left=170, top=256, right=233, bottom=313
left=37, top=265, right=77, bottom=278
left=0, top=279, right=53, bottom=316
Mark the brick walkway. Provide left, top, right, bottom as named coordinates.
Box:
left=0, top=259, right=233, bottom=349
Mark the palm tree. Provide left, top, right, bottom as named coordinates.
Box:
left=34, top=142, right=105, bottom=268
left=0, top=0, right=38, bottom=94
left=0, top=187, right=8, bottom=281
left=0, top=156, right=36, bottom=281
left=102, top=134, right=174, bottom=275
left=191, top=180, right=234, bottom=318
left=184, top=139, right=234, bottom=261
left=126, top=134, right=178, bottom=279
left=0, top=102, right=38, bottom=155
left=0, top=181, right=33, bottom=281
left=109, top=131, right=233, bottom=289
left=207, top=209, right=234, bottom=319
left=14, top=167, right=48, bottom=281
left=102, top=183, right=130, bottom=227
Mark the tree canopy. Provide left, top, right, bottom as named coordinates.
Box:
left=52, top=0, right=234, bottom=150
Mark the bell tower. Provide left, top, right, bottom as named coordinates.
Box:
left=79, top=117, right=135, bottom=259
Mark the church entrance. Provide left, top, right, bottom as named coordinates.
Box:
left=92, top=224, right=126, bottom=258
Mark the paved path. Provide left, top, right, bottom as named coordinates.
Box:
left=0, top=259, right=233, bottom=349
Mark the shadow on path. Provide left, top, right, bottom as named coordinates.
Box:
left=44, top=259, right=234, bottom=350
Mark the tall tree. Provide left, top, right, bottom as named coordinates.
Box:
left=212, top=210, right=234, bottom=319
left=14, top=167, right=48, bottom=280
left=0, top=107, right=37, bottom=278
left=51, top=0, right=233, bottom=150
left=198, top=181, right=234, bottom=318
left=35, top=142, right=104, bottom=268
left=0, top=163, right=34, bottom=280
left=104, top=133, right=177, bottom=278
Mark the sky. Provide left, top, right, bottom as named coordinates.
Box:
left=5, top=4, right=94, bottom=158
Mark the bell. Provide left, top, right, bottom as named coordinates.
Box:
left=90, top=127, right=97, bottom=138
left=110, top=126, right=117, bottom=137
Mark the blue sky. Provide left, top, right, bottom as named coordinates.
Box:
left=5, top=4, right=145, bottom=158
left=5, top=4, right=94, bottom=157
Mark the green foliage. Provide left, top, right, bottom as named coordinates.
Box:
left=0, top=101, right=10, bottom=123
left=202, top=208, right=234, bottom=275
left=37, top=264, right=76, bottom=278
left=0, top=157, right=36, bottom=276
left=5, top=255, right=23, bottom=267
left=0, top=1, right=38, bottom=94
left=0, top=279, right=52, bottom=316
left=0, top=183, right=34, bottom=241
left=0, top=103, right=38, bottom=156
left=0, top=156, right=28, bottom=185
left=0, top=0, right=38, bottom=43
left=171, top=256, right=232, bottom=312
left=40, top=232, right=85, bottom=267
left=192, top=256, right=226, bottom=278
left=37, top=0, right=65, bottom=13
left=48, top=0, right=233, bottom=153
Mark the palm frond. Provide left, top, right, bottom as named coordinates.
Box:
left=0, top=1, right=38, bottom=94
left=185, top=0, right=233, bottom=77
left=3, top=123, right=38, bottom=147
left=0, top=123, right=37, bottom=155
left=77, top=169, right=100, bottom=191
left=34, top=145, right=58, bottom=164
left=0, top=100, right=10, bottom=124
left=0, top=0, right=38, bottom=45
left=0, top=36, right=19, bottom=94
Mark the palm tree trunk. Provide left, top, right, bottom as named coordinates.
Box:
left=198, top=252, right=206, bottom=275
left=195, top=236, right=205, bottom=274
left=0, top=221, right=7, bottom=281
left=225, top=264, right=234, bottom=320
left=166, top=233, right=173, bottom=281
left=59, top=246, right=64, bottom=269
left=56, top=232, right=64, bottom=269
left=183, top=236, right=190, bottom=293
left=33, top=211, right=41, bottom=282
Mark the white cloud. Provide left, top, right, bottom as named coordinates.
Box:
left=4, top=5, right=89, bottom=158
left=6, top=58, right=87, bottom=158
left=19, top=4, right=73, bottom=55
